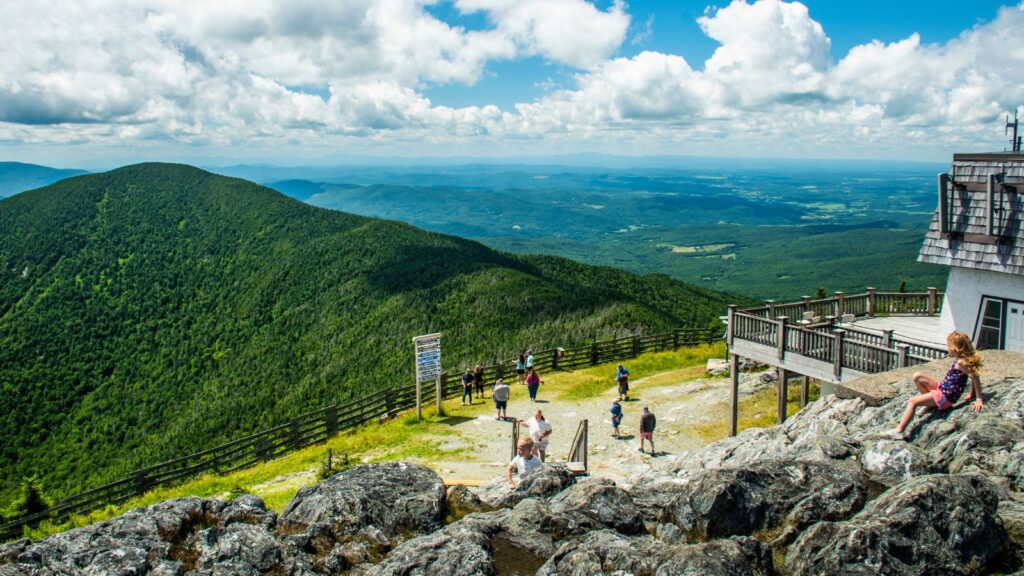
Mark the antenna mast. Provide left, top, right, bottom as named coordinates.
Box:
left=1007, top=110, right=1022, bottom=152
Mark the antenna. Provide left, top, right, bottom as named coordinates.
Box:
left=1007, top=109, right=1022, bottom=152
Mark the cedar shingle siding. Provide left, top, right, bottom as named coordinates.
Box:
left=918, top=154, right=1024, bottom=275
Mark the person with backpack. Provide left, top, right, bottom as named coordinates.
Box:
left=616, top=363, right=631, bottom=400
left=610, top=398, right=623, bottom=437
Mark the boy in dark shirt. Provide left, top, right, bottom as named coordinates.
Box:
left=639, top=406, right=656, bottom=454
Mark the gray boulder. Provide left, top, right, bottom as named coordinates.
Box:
left=655, top=537, right=774, bottom=576
left=369, top=523, right=495, bottom=576
left=537, top=530, right=656, bottom=576
left=278, top=461, right=445, bottom=555
left=787, top=474, right=1006, bottom=575
left=632, top=460, right=865, bottom=542
left=475, top=464, right=576, bottom=509
left=445, top=484, right=492, bottom=521
left=550, top=478, right=645, bottom=535
left=859, top=438, right=933, bottom=486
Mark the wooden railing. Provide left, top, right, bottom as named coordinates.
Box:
left=730, top=293, right=948, bottom=381
left=0, top=327, right=720, bottom=541
left=751, top=288, right=942, bottom=322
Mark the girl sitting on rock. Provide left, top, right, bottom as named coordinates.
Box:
left=885, top=331, right=984, bottom=440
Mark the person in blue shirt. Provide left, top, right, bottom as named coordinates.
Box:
left=526, top=350, right=535, bottom=371
left=461, top=370, right=474, bottom=406
left=516, top=354, right=527, bottom=384
left=616, top=364, right=630, bottom=400
left=610, top=398, right=623, bottom=437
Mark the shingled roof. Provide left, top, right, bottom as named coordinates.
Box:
left=918, top=153, right=1024, bottom=275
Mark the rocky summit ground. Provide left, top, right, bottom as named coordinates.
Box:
left=2, top=353, right=1023, bottom=575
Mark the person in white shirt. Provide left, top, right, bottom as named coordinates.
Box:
left=493, top=378, right=511, bottom=420
left=520, top=409, right=553, bottom=461
left=507, top=437, right=542, bottom=489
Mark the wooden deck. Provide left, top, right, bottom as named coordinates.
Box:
left=847, top=316, right=946, bottom=348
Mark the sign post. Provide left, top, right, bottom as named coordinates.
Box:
left=412, top=333, right=443, bottom=419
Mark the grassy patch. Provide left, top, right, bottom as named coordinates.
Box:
left=689, top=378, right=822, bottom=443
left=552, top=342, right=725, bottom=402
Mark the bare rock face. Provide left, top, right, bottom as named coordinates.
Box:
left=632, top=460, right=866, bottom=542
left=859, top=438, right=933, bottom=486
left=786, top=474, right=1006, bottom=576
left=445, top=484, right=492, bottom=521
left=474, top=463, right=576, bottom=509
left=549, top=478, right=646, bottom=535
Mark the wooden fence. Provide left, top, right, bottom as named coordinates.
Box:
left=0, top=327, right=719, bottom=541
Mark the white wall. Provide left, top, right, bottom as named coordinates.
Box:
left=941, top=266, right=1024, bottom=340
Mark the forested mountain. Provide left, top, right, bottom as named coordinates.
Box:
left=0, top=162, right=88, bottom=198
left=0, top=163, right=734, bottom=507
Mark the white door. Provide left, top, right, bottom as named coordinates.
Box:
left=1007, top=303, right=1024, bottom=353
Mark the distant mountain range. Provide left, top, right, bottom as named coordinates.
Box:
left=0, top=162, right=88, bottom=198
left=0, top=163, right=734, bottom=507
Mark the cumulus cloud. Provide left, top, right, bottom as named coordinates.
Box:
left=0, top=0, right=1022, bottom=158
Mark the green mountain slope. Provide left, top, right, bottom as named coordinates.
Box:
left=0, top=163, right=735, bottom=506
left=0, top=162, right=88, bottom=198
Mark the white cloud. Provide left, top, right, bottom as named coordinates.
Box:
left=0, top=0, right=1022, bottom=160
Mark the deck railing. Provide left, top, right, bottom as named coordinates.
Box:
left=728, top=287, right=947, bottom=381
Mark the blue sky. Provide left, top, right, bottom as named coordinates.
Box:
left=0, top=1, right=1022, bottom=167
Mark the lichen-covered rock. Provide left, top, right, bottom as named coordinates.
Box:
left=787, top=474, right=1006, bottom=576
left=446, top=484, right=492, bottom=521
left=369, top=523, right=495, bottom=576
left=859, top=438, right=933, bottom=486
left=633, top=460, right=865, bottom=542
left=193, top=523, right=283, bottom=574
left=278, top=461, right=445, bottom=547
left=656, top=537, right=774, bottom=576
left=219, top=494, right=276, bottom=530
left=475, top=464, right=576, bottom=509
left=537, top=530, right=655, bottom=576
left=550, top=478, right=645, bottom=535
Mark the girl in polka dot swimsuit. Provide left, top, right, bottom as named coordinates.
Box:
left=885, top=331, right=984, bottom=441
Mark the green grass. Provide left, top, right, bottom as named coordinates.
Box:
left=553, top=342, right=726, bottom=402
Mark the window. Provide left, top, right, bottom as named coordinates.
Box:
left=976, top=298, right=1002, bottom=350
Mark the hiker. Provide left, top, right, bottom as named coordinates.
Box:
left=521, top=409, right=553, bottom=461
left=525, top=367, right=541, bottom=401
left=461, top=369, right=474, bottom=406
left=616, top=363, right=631, bottom=400
left=610, top=398, right=623, bottom=437
left=638, top=406, right=656, bottom=454
left=507, top=437, right=542, bottom=489
left=526, top=350, right=535, bottom=371
left=884, top=331, right=984, bottom=441
left=516, top=354, right=527, bottom=384
left=493, top=378, right=510, bottom=420
left=473, top=364, right=485, bottom=399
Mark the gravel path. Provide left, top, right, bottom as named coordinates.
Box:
left=421, top=371, right=771, bottom=486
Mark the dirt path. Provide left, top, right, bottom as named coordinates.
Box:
left=418, top=372, right=763, bottom=486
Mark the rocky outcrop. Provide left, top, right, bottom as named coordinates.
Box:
left=787, top=474, right=1006, bottom=575
left=3, top=370, right=1023, bottom=575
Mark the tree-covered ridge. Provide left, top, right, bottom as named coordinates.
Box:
left=0, top=163, right=735, bottom=508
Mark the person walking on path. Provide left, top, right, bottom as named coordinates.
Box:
left=616, top=363, right=631, bottom=401
left=638, top=406, right=656, bottom=454
left=526, top=350, right=535, bottom=372
left=525, top=367, right=541, bottom=402
left=883, top=331, right=984, bottom=441
left=493, top=378, right=510, bottom=420
left=473, top=364, right=485, bottom=399
left=507, top=437, right=542, bottom=489
left=516, top=354, right=527, bottom=384
left=610, top=398, right=623, bottom=437
left=521, top=409, right=553, bottom=461
left=461, top=369, right=474, bottom=406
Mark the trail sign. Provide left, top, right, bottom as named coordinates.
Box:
left=412, top=333, right=443, bottom=418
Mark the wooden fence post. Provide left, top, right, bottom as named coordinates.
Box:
left=590, top=342, right=599, bottom=365
left=673, top=329, right=680, bottom=350
left=729, top=353, right=740, bottom=437
left=866, top=287, right=876, bottom=317
left=552, top=350, right=559, bottom=371
left=802, top=295, right=811, bottom=313
left=896, top=344, right=910, bottom=368
left=291, top=419, right=301, bottom=450
left=882, top=330, right=894, bottom=348
left=800, top=375, right=810, bottom=408
left=927, top=287, right=937, bottom=315
left=727, top=305, right=737, bottom=348
left=632, top=334, right=640, bottom=357
left=835, top=292, right=845, bottom=318
left=833, top=330, right=845, bottom=379
left=325, top=405, right=338, bottom=437
left=777, top=317, right=788, bottom=359
left=134, top=471, right=150, bottom=496
left=766, top=299, right=776, bottom=318
left=777, top=368, right=789, bottom=424
left=436, top=374, right=445, bottom=417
